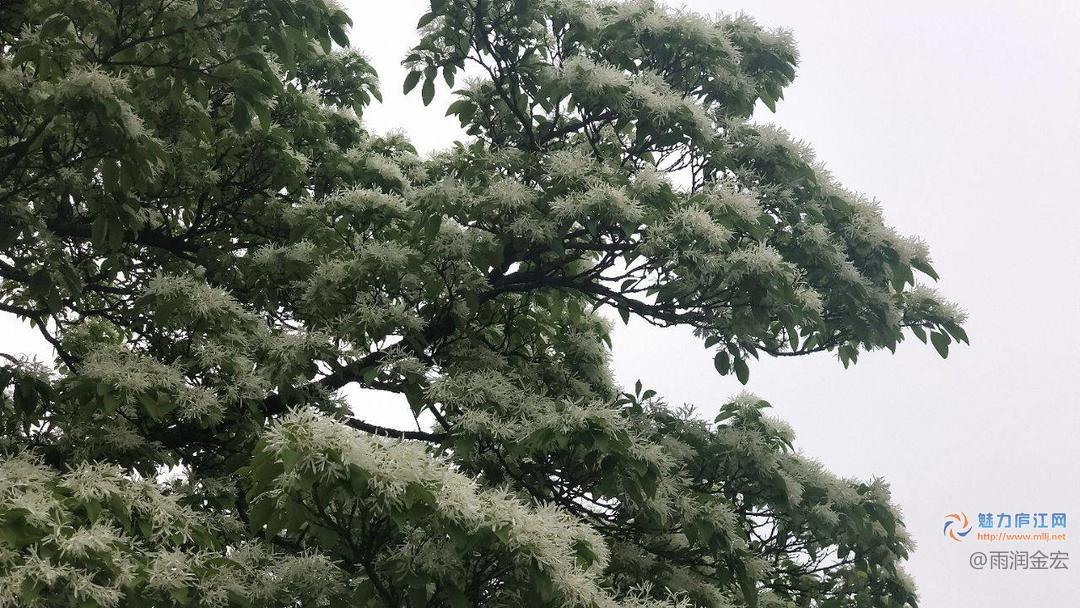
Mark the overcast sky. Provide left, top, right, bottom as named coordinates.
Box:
left=4, top=0, right=1077, bottom=604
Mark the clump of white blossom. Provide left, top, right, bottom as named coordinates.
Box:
left=254, top=410, right=619, bottom=606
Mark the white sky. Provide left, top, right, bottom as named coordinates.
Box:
left=3, top=1, right=1077, bottom=604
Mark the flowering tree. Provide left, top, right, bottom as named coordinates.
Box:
left=0, top=0, right=966, bottom=607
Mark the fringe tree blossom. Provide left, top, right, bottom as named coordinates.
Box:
left=0, top=0, right=961, bottom=606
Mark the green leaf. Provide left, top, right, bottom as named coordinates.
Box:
left=329, top=24, right=350, bottom=48
left=102, top=391, right=119, bottom=414
left=944, top=322, right=970, bottom=345
left=170, top=587, right=191, bottom=606
left=421, top=78, right=435, bottom=106
left=930, top=331, right=950, bottom=358
left=733, top=357, right=749, bottom=385
left=231, top=100, right=252, bottom=132
left=713, top=351, right=730, bottom=375
left=761, top=91, right=777, bottom=112
left=911, top=257, right=940, bottom=280
left=269, top=30, right=294, bottom=73
left=248, top=498, right=275, bottom=532
left=911, top=325, right=928, bottom=343
left=785, top=322, right=799, bottom=352
left=405, top=386, right=424, bottom=415
left=445, top=99, right=469, bottom=116
left=403, top=70, right=422, bottom=95
left=408, top=582, right=429, bottom=608
left=447, top=590, right=469, bottom=608
left=423, top=215, right=442, bottom=241
left=40, top=14, right=71, bottom=38
left=254, top=103, right=272, bottom=131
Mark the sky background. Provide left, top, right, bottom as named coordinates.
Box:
left=4, top=0, right=1078, bottom=604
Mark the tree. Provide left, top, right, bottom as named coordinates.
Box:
left=0, top=0, right=967, bottom=606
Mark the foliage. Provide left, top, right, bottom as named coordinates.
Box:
left=0, top=0, right=964, bottom=606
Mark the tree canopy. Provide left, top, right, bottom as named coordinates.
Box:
left=0, top=0, right=965, bottom=607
